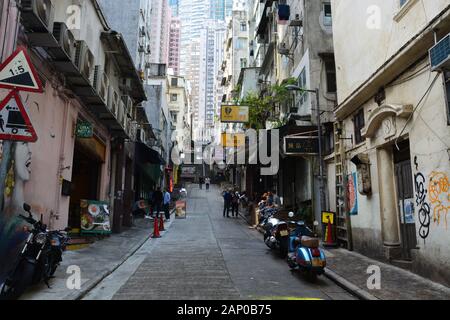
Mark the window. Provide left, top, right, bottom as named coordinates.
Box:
left=445, top=71, right=450, bottom=125
left=400, top=0, right=408, bottom=6
left=353, top=109, right=365, bottom=145
left=240, top=22, right=247, bottom=31
left=240, top=58, right=247, bottom=69
left=297, top=68, right=307, bottom=105
left=323, top=3, right=332, bottom=26
left=324, top=59, right=337, bottom=93
left=171, top=77, right=178, bottom=87
left=170, top=94, right=178, bottom=102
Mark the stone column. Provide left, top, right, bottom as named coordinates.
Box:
left=377, top=148, right=401, bottom=247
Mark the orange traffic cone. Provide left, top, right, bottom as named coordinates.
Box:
left=326, top=222, right=333, bottom=244
left=159, top=215, right=165, bottom=231
left=152, top=217, right=161, bottom=238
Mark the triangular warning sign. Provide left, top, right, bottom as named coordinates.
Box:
left=0, top=91, right=38, bottom=142
left=0, top=47, right=43, bottom=93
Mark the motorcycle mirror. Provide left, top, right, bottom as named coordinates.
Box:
left=288, top=212, right=294, bottom=218
left=23, top=203, right=31, bottom=213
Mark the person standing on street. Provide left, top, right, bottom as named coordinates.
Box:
left=152, top=187, right=163, bottom=219
left=232, top=191, right=240, bottom=218
left=205, top=177, right=211, bottom=190
left=199, top=177, right=204, bottom=190
left=223, top=189, right=232, bottom=218
left=163, top=189, right=171, bottom=221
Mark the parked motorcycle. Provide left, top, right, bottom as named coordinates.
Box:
left=286, top=213, right=326, bottom=281
left=0, top=203, right=69, bottom=300
left=258, top=206, right=278, bottom=228
left=263, top=217, right=290, bottom=257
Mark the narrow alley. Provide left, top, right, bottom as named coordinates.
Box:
left=83, top=185, right=355, bottom=300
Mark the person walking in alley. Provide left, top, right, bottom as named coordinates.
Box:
left=205, top=177, right=211, bottom=190
left=223, top=189, right=232, bottom=218
left=231, top=191, right=240, bottom=218
left=152, top=187, right=163, bottom=218
left=199, top=177, right=204, bottom=190
left=163, top=189, right=171, bottom=221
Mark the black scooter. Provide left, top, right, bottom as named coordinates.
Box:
left=0, top=203, right=69, bottom=300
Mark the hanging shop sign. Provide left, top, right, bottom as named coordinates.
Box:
left=80, top=200, right=112, bottom=235
left=283, top=136, right=319, bottom=156
left=75, top=121, right=94, bottom=138
left=0, top=90, right=38, bottom=142
left=221, top=133, right=245, bottom=147
left=220, top=105, right=249, bottom=123
left=0, top=47, right=44, bottom=93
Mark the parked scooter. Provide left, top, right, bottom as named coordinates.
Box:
left=286, top=212, right=326, bottom=281
left=258, top=206, right=278, bottom=228
left=263, top=217, right=290, bottom=257
left=0, top=204, right=70, bottom=300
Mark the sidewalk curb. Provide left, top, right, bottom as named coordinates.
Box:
left=323, top=268, right=379, bottom=300
left=72, top=212, right=176, bottom=300
left=250, top=220, right=377, bottom=300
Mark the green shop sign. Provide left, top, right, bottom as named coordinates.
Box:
left=76, top=121, right=93, bottom=138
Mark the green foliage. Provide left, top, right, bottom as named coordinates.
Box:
left=239, top=78, right=299, bottom=130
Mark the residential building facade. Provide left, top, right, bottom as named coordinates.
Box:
left=0, top=0, right=146, bottom=283
left=332, top=0, right=450, bottom=285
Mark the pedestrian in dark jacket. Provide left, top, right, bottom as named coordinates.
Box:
left=223, top=189, right=232, bottom=218
left=232, top=192, right=240, bottom=218
left=152, top=187, right=164, bottom=218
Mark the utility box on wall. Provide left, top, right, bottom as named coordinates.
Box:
left=351, top=153, right=372, bottom=196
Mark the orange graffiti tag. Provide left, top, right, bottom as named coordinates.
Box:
left=428, top=172, right=450, bottom=228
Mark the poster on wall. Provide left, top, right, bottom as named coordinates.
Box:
left=80, top=200, right=112, bottom=235
left=400, top=198, right=416, bottom=224
left=347, top=172, right=358, bottom=215
left=175, top=200, right=187, bottom=219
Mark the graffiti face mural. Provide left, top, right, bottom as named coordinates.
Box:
left=428, top=172, right=450, bottom=228
left=0, top=141, right=32, bottom=284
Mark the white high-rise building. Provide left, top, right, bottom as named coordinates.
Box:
left=149, top=0, right=171, bottom=65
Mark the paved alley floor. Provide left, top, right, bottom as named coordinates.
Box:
left=85, top=185, right=356, bottom=300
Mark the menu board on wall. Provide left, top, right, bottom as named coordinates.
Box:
left=80, top=200, right=112, bottom=235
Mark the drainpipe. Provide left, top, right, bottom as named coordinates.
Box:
left=53, top=96, right=70, bottom=229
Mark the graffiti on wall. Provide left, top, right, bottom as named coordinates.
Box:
left=414, top=172, right=431, bottom=241
left=347, top=172, right=358, bottom=215
left=428, top=172, right=450, bottom=228
left=0, top=141, right=32, bottom=284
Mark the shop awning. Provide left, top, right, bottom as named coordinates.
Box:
left=136, top=142, right=165, bottom=165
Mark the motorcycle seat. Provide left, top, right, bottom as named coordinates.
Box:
left=301, top=236, right=320, bottom=248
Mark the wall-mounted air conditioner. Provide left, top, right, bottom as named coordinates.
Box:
left=48, top=22, right=76, bottom=61
left=93, top=66, right=110, bottom=105
left=122, top=95, right=133, bottom=119
left=430, top=33, right=450, bottom=72
left=74, top=41, right=95, bottom=83
left=108, top=89, right=119, bottom=117
left=20, top=0, right=55, bottom=33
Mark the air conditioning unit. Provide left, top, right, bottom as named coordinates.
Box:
left=120, top=78, right=132, bottom=92
left=430, top=33, right=450, bottom=72
left=20, top=0, right=55, bottom=33
left=74, top=41, right=95, bottom=83
left=140, top=129, right=147, bottom=144
left=108, top=89, right=119, bottom=117
left=122, top=95, right=133, bottom=118
left=118, top=100, right=126, bottom=126
left=93, top=66, right=110, bottom=104
left=48, top=22, right=76, bottom=61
